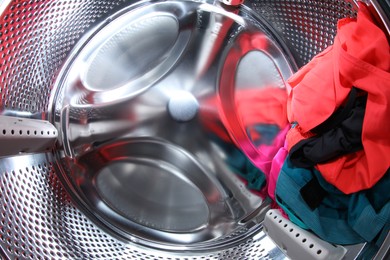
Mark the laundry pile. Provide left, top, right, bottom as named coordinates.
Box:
left=275, top=2, right=390, bottom=247
left=222, top=2, right=390, bottom=252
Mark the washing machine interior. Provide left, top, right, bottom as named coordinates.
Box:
left=0, top=0, right=389, bottom=259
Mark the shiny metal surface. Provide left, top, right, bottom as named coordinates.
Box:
left=0, top=0, right=388, bottom=259
left=52, top=0, right=294, bottom=249
left=246, top=0, right=358, bottom=66
left=0, top=153, right=287, bottom=259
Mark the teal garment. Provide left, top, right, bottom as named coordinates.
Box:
left=227, top=147, right=266, bottom=191
left=212, top=136, right=266, bottom=191
left=276, top=195, right=309, bottom=230
left=247, top=123, right=280, bottom=146
left=275, top=156, right=390, bottom=245
left=357, top=221, right=390, bottom=260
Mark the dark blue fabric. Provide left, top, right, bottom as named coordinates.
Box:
left=247, top=123, right=280, bottom=146
left=357, top=221, right=390, bottom=260
left=276, top=156, right=390, bottom=245
left=215, top=139, right=266, bottom=191
left=227, top=147, right=266, bottom=191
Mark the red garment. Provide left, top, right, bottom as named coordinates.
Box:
left=235, top=87, right=288, bottom=130
left=286, top=3, right=390, bottom=194
left=200, top=87, right=288, bottom=144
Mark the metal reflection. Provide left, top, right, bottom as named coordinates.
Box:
left=52, top=0, right=294, bottom=250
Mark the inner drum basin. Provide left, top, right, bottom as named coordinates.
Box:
left=0, top=0, right=388, bottom=259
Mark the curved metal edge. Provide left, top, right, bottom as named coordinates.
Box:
left=373, top=231, right=390, bottom=260
left=239, top=3, right=300, bottom=72
left=360, top=0, right=390, bottom=41
left=52, top=155, right=271, bottom=252
left=0, top=0, right=11, bottom=15
left=46, top=0, right=156, bottom=122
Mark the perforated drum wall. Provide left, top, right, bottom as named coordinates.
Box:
left=0, top=0, right=358, bottom=116
left=0, top=0, right=388, bottom=259
left=248, top=0, right=357, bottom=65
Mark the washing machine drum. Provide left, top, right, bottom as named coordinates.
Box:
left=0, top=0, right=388, bottom=259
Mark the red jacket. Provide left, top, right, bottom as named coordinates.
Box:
left=287, top=3, right=390, bottom=194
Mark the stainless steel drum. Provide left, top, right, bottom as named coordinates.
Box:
left=0, top=0, right=389, bottom=259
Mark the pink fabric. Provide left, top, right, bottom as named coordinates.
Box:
left=268, top=139, right=289, bottom=201
left=254, top=125, right=290, bottom=177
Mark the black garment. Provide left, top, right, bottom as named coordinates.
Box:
left=289, top=92, right=367, bottom=168
left=312, top=87, right=359, bottom=134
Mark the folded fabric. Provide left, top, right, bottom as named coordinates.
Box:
left=276, top=156, right=390, bottom=245
left=286, top=3, right=390, bottom=194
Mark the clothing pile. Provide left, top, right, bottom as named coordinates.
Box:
left=200, top=86, right=289, bottom=193
left=218, top=2, right=390, bottom=252
left=273, top=2, right=390, bottom=250
left=205, top=2, right=389, bottom=252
